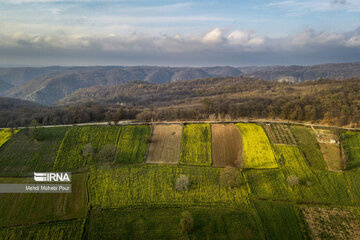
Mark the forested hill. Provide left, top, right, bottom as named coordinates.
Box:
left=2, top=62, right=360, bottom=105
left=2, top=77, right=359, bottom=128
left=3, top=66, right=242, bottom=104
left=241, top=62, right=360, bottom=82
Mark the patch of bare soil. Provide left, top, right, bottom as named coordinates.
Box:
left=146, top=124, right=182, bottom=164
left=212, top=124, right=243, bottom=167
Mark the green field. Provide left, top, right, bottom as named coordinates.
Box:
left=342, top=131, right=360, bottom=171
left=116, top=125, right=151, bottom=164
left=235, top=123, right=278, bottom=169
left=0, top=220, right=83, bottom=240
left=245, top=169, right=293, bottom=201
left=0, top=173, right=88, bottom=227
left=180, top=124, right=212, bottom=166
left=0, top=129, right=19, bottom=148
left=0, top=128, right=69, bottom=176
left=344, top=173, right=360, bottom=203
left=86, top=207, right=263, bottom=240
left=88, top=165, right=248, bottom=208
left=254, top=200, right=306, bottom=240
left=54, top=126, right=121, bottom=171
left=276, top=145, right=352, bottom=205
left=290, top=126, right=327, bottom=170
left=1, top=123, right=360, bottom=239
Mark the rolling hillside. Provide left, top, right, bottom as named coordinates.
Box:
left=241, top=62, right=360, bottom=82
left=0, top=122, right=360, bottom=239
left=4, top=66, right=242, bottom=104
left=3, top=62, right=360, bottom=105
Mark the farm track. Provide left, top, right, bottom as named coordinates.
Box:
left=2, top=118, right=360, bottom=132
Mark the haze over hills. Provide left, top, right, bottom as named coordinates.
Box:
left=3, top=66, right=242, bottom=104
left=2, top=62, right=360, bottom=105
left=242, top=62, right=360, bottom=82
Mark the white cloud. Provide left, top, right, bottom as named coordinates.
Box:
left=202, top=28, right=224, bottom=44
left=1, top=27, right=360, bottom=66
left=345, top=35, right=360, bottom=46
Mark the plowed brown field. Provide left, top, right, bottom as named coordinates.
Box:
left=212, top=124, right=243, bottom=167
left=146, top=124, right=182, bottom=164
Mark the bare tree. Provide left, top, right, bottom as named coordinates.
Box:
left=286, top=174, right=300, bottom=187
left=175, top=174, right=190, bottom=191
left=98, top=144, right=117, bottom=163
left=180, top=211, right=194, bottom=233
left=220, top=166, right=240, bottom=189
left=82, top=143, right=94, bottom=158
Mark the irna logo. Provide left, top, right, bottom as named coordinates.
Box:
left=34, top=172, right=71, bottom=182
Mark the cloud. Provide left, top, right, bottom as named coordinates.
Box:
left=1, top=27, right=360, bottom=66
left=202, top=28, right=224, bottom=44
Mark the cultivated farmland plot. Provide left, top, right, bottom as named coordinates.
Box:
left=54, top=126, right=121, bottom=171
left=0, top=173, right=88, bottom=228
left=0, top=129, right=19, bottom=148
left=276, top=145, right=352, bottom=205
left=0, top=128, right=69, bottom=176
left=211, top=124, right=243, bottom=167
left=313, top=128, right=344, bottom=171
left=319, top=143, right=343, bottom=171
left=342, top=131, right=360, bottom=172
left=88, top=165, right=249, bottom=208
left=290, top=126, right=327, bottom=170
left=86, top=207, right=263, bottom=240
left=301, top=206, right=360, bottom=239
left=253, top=200, right=306, bottom=240
left=116, top=125, right=151, bottom=164
left=146, top=124, right=182, bottom=164
left=180, top=124, right=212, bottom=166
left=0, top=220, right=83, bottom=240
left=263, top=123, right=297, bottom=145
left=235, top=123, right=278, bottom=169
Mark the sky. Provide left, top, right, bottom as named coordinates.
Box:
left=1, top=0, right=360, bottom=66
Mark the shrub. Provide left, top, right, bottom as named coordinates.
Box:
left=98, top=144, right=117, bottom=163
left=234, top=153, right=244, bottom=171
left=82, top=143, right=94, bottom=158
left=220, top=166, right=240, bottom=189
left=180, top=211, right=194, bottom=233
left=175, top=174, right=190, bottom=191
left=29, top=120, right=42, bottom=141
left=286, top=175, right=300, bottom=187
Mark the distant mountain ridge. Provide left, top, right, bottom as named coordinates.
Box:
left=241, top=62, right=360, bottom=82
left=4, top=66, right=242, bottom=104
left=2, top=62, right=360, bottom=105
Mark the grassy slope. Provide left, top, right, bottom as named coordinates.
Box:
left=0, top=173, right=88, bottom=227
left=290, top=126, right=327, bottom=170
left=87, top=207, right=263, bottom=240
left=342, top=131, right=360, bottom=172
left=116, top=125, right=151, bottom=164
left=0, top=128, right=68, bottom=176
left=88, top=165, right=248, bottom=208
left=235, top=123, right=278, bottom=169
left=54, top=126, right=121, bottom=171
left=180, top=124, right=212, bottom=166
left=0, top=220, right=83, bottom=240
